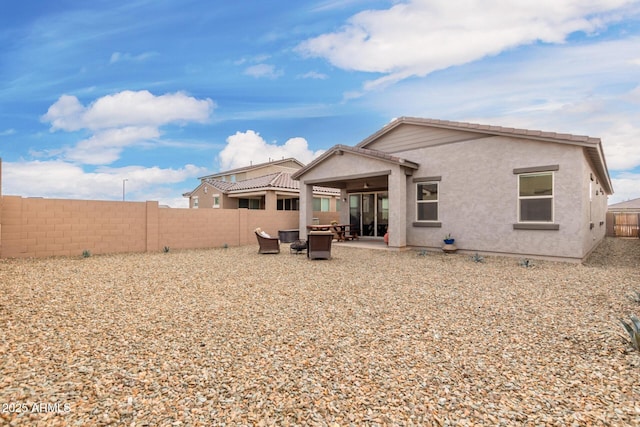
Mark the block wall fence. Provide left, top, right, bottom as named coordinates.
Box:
left=0, top=195, right=338, bottom=258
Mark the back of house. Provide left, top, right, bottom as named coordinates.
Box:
left=293, top=117, right=612, bottom=262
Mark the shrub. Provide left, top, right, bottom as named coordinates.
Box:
left=629, top=291, right=640, bottom=303
left=620, top=316, right=640, bottom=351
left=519, top=258, right=534, bottom=268
left=417, top=249, right=428, bottom=257
left=470, top=252, right=484, bottom=263
left=163, top=246, right=170, bottom=253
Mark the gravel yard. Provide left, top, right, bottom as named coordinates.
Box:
left=1, top=237, right=639, bottom=426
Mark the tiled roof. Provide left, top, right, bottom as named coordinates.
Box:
left=226, top=172, right=281, bottom=191
left=270, top=172, right=339, bottom=193
left=198, top=158, right=304, bottom=180
left=608, top=197, right=640, bottom=211
left=204, top=179, right=236, bottom=192
left=205, top=172, right=339, bottom=195
left=358, top=117, right=602, bottom=147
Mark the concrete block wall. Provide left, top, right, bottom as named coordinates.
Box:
left=0, top=197, right=148, bottom=257
left=0, top=193, right=333, bottom=258
left=157, top=207, right=243, bottom=250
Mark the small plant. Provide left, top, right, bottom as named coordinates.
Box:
left=443, top=233, right=455, bottom=244
left=163, top=246, right=170, bottom=253
left=470, top=252, right=484, bottom=263
left=519, top=258, right=534, bottom=268
left=629, top=290, right=640, bottom=303
left=417, top=249, right=428, bottom=257
left=222, top=243, right=229, bottom=249
left=620, top=315, right=640, bottom=351
left=82, top=249, right=91, bottom=258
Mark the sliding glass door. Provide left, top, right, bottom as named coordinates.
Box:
left=349, top=192, right=388, bottom=237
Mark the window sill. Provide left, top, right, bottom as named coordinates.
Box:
left=413, top=221, right=442, bottom=228
left=513, top=223, right=559, bottom=230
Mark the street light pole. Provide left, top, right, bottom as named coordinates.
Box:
left=122, top=179, right=128, bottom=201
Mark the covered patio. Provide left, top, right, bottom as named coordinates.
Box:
left=333, top=236, right=390, bottom=251
left=292, top=145, right=419, bottom=249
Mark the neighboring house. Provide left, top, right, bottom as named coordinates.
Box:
left=607, top=198, right=640, bottom=237
left=184, top=157, right=340, bottom=211
left=292, top=117, right=613, bottom=262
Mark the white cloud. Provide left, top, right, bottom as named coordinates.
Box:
left=2, top=160, right=206, bottom=207
left=40, top=90, right=215, bottom=165
left=65, top=126, right=161, bottom=165
left=43, top=90, right=214, bottom=132
left=599, top=121, right=640, bottom=171
left=297, top=0, right=638, bottom=90
left=352, top=35, right=640, bottom=175
left=610, top=173, right=640, bottom=204
left=109, top=51, right=156, bottom=64
left=310, top=0, right=373, bottom=13
left=218, top=130, right=324, bottom=170
left=298, top=71, right=329, bottom=80
left=243, top=64, right=283, bottom=79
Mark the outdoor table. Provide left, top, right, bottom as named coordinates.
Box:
left=306, top=224, right=358, bottom=241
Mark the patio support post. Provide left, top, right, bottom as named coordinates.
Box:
left=340, top=188, right=349, bottom=225
left=298, top=182, right=314, bottom=240
left=265, top=191, right=277, bottom=211
left=388, top=169, right=407, bottom=247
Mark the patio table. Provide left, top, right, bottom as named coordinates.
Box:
left=307, top=224, right=358, bottom=241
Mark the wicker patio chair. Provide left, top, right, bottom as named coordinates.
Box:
left=307, top=231, right=333, bottom=260
left=255, top=228, right=280, bottom=254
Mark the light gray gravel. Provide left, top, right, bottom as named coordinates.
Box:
left=1, top=237, right=639, bottom=426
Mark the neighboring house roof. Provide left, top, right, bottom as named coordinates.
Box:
left=205, top=180, right=237, bottom=192
left=204, top=172, right=339, bottom=195
left=353, top=117, right=613, bottom=194
left=608, top=197, right=640, bottom=211
left=291, top=144, right=419, bottom=180
left=198, top=157, right=305, bottom=180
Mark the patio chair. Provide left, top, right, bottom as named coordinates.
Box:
left=254, top=228, right=280, bottom=254
left=307, top=231, right=333, bottom=260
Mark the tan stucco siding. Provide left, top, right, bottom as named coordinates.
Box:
left=189, top=184, right=231, bottom=209
left=399, top=136, right=590, bottom=260
left=245, top=164, right=300, bottom=179
left=581, top=152, right=609, bottom=257
left=298, top=151, right=396, bottom=182
left=364, top=124, right=487, bottom=153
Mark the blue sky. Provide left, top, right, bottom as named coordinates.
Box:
left=1, top=0, right=639, bottom=207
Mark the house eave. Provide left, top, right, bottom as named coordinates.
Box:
left=292, top=144, right=418, bottom=181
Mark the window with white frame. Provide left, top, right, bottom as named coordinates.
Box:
left=416, top=182, right=438, bottom=221
left=213, top=195, right=220, bottom=208
left=518, top=172, right=553, bottom=222
left=193, top=196, right=199, bottom=208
